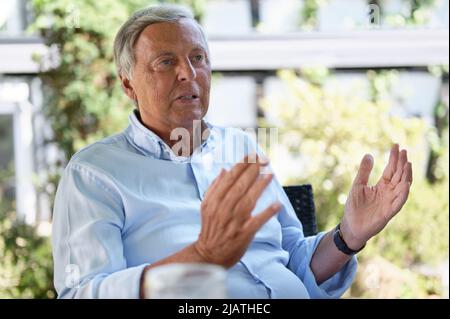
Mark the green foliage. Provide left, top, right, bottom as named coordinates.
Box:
left=0, top=208, right=55, bottom=299
left=299, top=0, right=326, bottom=30
left=383, top=0, right=439, bottom=26
left=363, top=177, right=449, bottom=266
left=260, top=67, right=449, bottom=298
left=1, top=159, right=54, bottom=298
left=30, top=0, right=143, bottom=160
left=300, top=0, right=441, bottom=29
left=261, top=69, right=429, bottom=230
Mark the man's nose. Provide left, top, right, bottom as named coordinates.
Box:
left=177, top=58, right=196, bottom=81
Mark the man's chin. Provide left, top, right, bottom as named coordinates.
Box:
left=175, top=118, right=204, bottom=130
left=173, top=111, right=206, bottom=128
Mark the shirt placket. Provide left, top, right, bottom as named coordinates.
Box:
left=190, top=148, right=215, bottom=201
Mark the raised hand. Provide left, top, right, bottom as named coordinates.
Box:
left=340, top=144, right=413, bottom=250
left=194, top=154, right=281, bottom=268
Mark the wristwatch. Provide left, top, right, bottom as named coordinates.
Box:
left=332, top=223, right=365, bottom=255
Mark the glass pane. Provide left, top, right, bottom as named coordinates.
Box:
left=203, top=0, right=252, bottom=35
left=0, top=114, right=16, bottom=213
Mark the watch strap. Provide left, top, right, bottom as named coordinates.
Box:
left=333, top=223, right=365, bottom=255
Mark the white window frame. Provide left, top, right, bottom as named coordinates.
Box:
left=208, top=29, right=449, bottom=70
left=0, top=92, right=37, bottom=224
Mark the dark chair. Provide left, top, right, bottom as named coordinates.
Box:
left=283, top=185, right=318, bottom=237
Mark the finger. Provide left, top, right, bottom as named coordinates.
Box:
left=391, top=150, right=407, bottom=185
left=210, top=155, right=251, bottom=200
left=202, top=170, right=225, bottom=238
left=392, top=163, right=412, bottom=197
left=222, top=217, right=242, bottom=239
left=245, top=173, right=274, bottom=205
left=244, top=202, right=281, bottom=236
left=204, top=168, right=226, bottom=199
left=201, top=169, right=227, bottom=239
left=220, top=155, right=269, bottom=212
left=220, top=162, right=265, bottom=221
left=400, top=161, right=413, bottom=184
left=223, top=198, right=279, bottom=241
left=213, top=154, right=267, bottom=200
left=232, top=173, right=274, bottom=221
left=381, top=144, right=399, bottom=183
left=391, top=184, right=410, bottom=216
left=393, top=181, right=410, bottom=198
left=353, top=154, right=374, bottom=186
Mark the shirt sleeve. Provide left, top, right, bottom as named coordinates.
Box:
left=273, top=177, right=358, bottom=299
left=52, top=160, right=149, bottom=299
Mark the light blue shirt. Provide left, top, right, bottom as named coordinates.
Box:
left=52, top=110, right=357, bottom=299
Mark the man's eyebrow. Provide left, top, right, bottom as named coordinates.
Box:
left=191, top=46, right=207, bottom=52
left=146, top=47, right=208, bottom=64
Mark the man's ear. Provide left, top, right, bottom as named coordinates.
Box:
left=119, top=74, right=138, bottom=104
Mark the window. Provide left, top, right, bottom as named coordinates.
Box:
left=0, top=0, right=29, bottom=36
left=0, top=85, right=37, bottom=224
left=0, top=114, right=16, bottom=209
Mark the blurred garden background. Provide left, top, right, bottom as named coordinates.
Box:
left=0, top=0, right=448, bottom=298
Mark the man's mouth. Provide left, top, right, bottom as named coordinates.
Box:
left=177, top=95, right=199, bottom=101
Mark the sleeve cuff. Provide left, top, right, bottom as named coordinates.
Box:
left=58, top=263, right=150, bottom=299
left=301, top=232, right=358, bottom=299
left=302, top=253, right=357, bottom=299
left=97, top=263, right=151, bottom=299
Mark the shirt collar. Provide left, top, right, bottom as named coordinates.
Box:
left=125, top=109, right=216, bottom=162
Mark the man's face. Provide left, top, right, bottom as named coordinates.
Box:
left=124, top=18, right=211, bottom=134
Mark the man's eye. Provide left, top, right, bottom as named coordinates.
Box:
left=193, top=54, right=205, bottom=62
left=160, top=59, right=173, bottom=65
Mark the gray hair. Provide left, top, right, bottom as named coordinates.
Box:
left=113, top=4, right=208, bottom=80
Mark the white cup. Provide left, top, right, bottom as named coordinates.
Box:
left=144, top=263, right=227, bottom=299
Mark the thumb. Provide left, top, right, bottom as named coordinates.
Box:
left=353, top=154, right=374, bottom=186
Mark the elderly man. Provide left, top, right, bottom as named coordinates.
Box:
left=52, top=4, right=412, bottom=299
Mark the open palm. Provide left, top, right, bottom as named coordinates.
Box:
left=341, top=144, right=413, bottom=248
